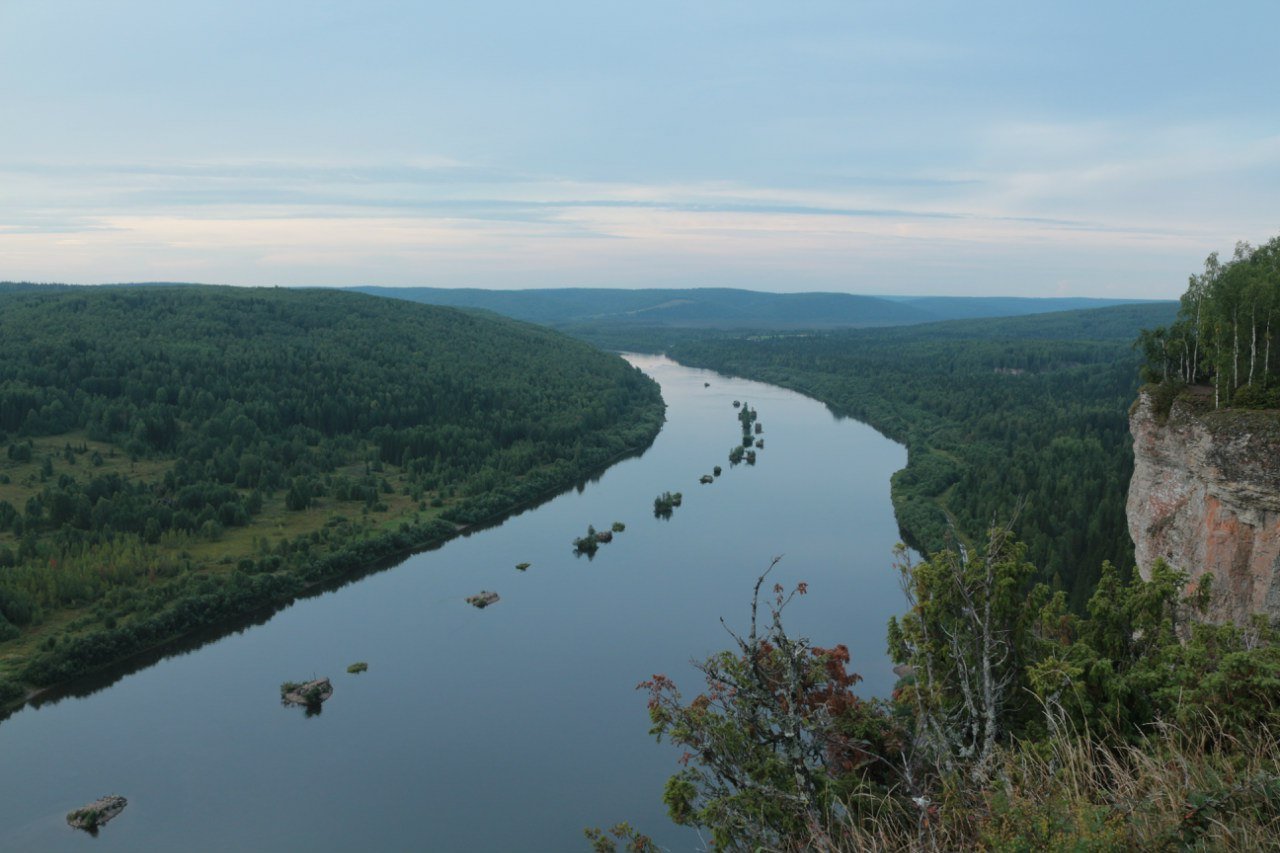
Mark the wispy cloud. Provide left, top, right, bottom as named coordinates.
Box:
left=0, top=115, right=1273, bottom=296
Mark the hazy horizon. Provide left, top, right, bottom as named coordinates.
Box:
left=1, top=280, right=1174, bottom=302
left=3, top=2, right=1277, bottom=298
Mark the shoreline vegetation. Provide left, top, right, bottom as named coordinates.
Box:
left=0, top=286, right=665, bottom=716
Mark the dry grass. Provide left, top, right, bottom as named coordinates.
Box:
left=819, top=722, right=1280, bottom=852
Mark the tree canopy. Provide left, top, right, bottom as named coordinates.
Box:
left=1138, top=235, right=1280, bottom=408
left=0, top=285, right=663, bottom=698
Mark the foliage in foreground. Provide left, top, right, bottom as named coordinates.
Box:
left=612, top=536, right=1280, bottom=851
left=639, top=562, right=901, bottom=850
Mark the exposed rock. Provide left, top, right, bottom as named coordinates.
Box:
left=1128, top=388, right=1280, bottom=622
left=66, top=795, right=127, bottom=832
left=466, top=591, right=500, bottom=608
left=281, top=677, right=333, bottom=708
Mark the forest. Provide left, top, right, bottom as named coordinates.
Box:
left=580, top=303, right=1176, bottom=612
left=0, top=286, right=664, bottom=704
left=1138, top=235, right=1280, bottom=407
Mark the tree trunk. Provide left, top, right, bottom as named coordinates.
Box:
left=1250, top=305, right=1257, bottom=386
left=1267, top=315, right=1273, bottom=389
left=1234, top=307, right=1240, bottom=392
left=1192, top=301, right=1201, bottom=382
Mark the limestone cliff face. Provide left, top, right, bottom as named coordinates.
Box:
left=1127, top=389, right=1280, bottom=623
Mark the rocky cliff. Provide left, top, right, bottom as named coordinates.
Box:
left=1127, top=388, right=1280, bottom=623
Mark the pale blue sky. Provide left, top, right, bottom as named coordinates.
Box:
left=2, top=1, right=1277, bottom=296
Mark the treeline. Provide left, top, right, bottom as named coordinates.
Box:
left=595, top=303, right=1176, bottom=610
left=1138, top=235, right=1280, bottom=408
left=0, top=286, right=664, bottom=697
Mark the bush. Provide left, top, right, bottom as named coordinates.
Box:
left=0, top=677, right=24, bottom=704
left=1230, top=382, right=1280, bottom=409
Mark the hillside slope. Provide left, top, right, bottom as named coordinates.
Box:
left=0, top=286, right=664, bottom=703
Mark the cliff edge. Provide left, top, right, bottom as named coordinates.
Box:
left=1128, top=387, right=1280, bottom=623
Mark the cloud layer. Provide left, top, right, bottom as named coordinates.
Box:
left=2, top=1, right=1277, bottom=295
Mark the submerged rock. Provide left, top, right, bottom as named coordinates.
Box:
left=66, top=795, right=127, bottom=832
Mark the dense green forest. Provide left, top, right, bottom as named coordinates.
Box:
left=1138, top=236, right=1280, bottom=407
left=0, top=286, right=664, bottom=704
left=580, top=303, right=1177, bottom=611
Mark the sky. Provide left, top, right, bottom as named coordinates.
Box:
left=1, top=1, right=1277, bottom=297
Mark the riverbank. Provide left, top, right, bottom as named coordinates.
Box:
left=1, top=412, right=664, bottom=718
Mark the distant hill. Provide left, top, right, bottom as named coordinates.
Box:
left=4, top=283, right=1165, bottom=330
left=349, top=286, right=1164, bottom=331
left=853, top=300, right=1181, bottom=342
left=885, top=294, right=1168, bottom=322
left=0, top=282, right=79, bottom=294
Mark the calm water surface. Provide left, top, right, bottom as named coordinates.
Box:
left=0, top=355, right=907, bottom=852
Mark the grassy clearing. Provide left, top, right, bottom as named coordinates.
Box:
left=0, top=432, right=448, bottom=685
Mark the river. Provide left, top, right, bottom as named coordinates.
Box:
left=0, top=354, right=908, bottom=852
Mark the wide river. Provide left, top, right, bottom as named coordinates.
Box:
left=0, top=354, right=908, bottom=852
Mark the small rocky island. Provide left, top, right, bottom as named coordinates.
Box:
left=466, top=590, right=500, bottom=608
left=573, top=523, right=621, bottom=555
left=67, top=795, right=127, bottom=833
left=280, top=677, right=333, bottom=710
left=653, top=491, right=683, bottom=517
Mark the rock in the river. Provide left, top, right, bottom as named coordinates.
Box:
left=66, top=795, right=127, bottom=832
left=280, top=677, right=333, bottom=708
left=466, top=590, right=500, bottom=608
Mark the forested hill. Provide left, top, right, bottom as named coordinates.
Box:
left=595, top=302, right=1179, bottom=610
left=349, top=285, right=1155, bottom=331
left=0, top=286, right=664, bottom=703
